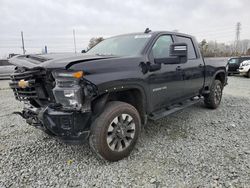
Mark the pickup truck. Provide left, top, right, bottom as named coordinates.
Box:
left=0, top=60, right=15, bottom=80
left=9, top=30, right=228, bottom=161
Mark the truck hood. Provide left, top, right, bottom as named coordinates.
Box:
left=9, top=53, right=117, bottom=69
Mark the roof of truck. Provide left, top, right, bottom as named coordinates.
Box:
left=110, top=31, right=195, bottom=39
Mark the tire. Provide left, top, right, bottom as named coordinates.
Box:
left=247, top=70, right=250, bottom=78
left=89, top=101, right=141, bottom=161
left=204, top=80, right=223, bottom=109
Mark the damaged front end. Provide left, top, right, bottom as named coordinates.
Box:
left=9, top=67, right=98, bottom=142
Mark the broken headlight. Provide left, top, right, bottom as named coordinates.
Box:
left=52, top=70, right=84, bottom=110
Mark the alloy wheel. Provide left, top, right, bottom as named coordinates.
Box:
left=106, top=114, right=135, bottom=152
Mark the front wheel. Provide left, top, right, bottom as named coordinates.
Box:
left=204, top=80, right=223, bottom=109
left=89, top=101, right=141, bottom=161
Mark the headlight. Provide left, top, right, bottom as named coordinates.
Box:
left=53, top=71, right=84, bottom=79
left=52, top=70, right=84, bottom=110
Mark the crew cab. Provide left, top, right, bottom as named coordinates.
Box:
left=0, top=60, right=15, bottom=80
left=9, top=30, right=228, bottom=161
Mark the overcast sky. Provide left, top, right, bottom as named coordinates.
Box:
left=0, top=0, right=249, bottom=58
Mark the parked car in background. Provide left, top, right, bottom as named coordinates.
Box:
left=0, top=60, right=15, bottom=80
left=228, top=56, right=250, bottom=75
left=239, top=60, right=250, bottom=78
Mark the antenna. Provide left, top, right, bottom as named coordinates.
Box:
left=21, top=31, right=26, bottom=55
left=73, top=29, right=77, bottom=53
left=144, top=28, right=151, bottom=33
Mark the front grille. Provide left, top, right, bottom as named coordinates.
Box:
left=9, top=68, right=47, bottom=101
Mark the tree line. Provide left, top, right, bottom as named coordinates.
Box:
left=199, top=39, right=250, bottom=57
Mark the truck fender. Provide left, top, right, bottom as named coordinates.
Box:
left=92, top=93, right=109, bottom=116
left=211, top=70, right=227, bottom=87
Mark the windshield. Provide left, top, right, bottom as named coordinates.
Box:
left=87, top=34, right=152, bottom=56
left=228, top=58, right=239, bottom=64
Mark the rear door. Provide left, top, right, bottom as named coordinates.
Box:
left=175, top=35, right=204, bottom=98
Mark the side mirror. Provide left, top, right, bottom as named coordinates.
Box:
left=155, top=43, right=188, bottom=64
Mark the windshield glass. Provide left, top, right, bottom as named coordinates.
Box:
left=87, top=34, right=152, bottom=56
left=228, top=58, right=238, bottom=64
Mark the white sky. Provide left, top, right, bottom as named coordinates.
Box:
left=0, top=0, right=250, bottom=58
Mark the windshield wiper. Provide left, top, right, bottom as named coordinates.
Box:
left=95, top=53, right=115, bottom=56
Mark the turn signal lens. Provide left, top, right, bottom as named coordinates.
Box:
left=73, top=71, right=84, bottom=79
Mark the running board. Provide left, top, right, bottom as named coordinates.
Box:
left=149, top=97, right=202, bottom=121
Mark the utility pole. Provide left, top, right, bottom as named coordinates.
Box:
left=21, top=31, right=26, bottom=54
left=235, top=22, right=241, bottom=55
left=73, top=29, right=77, bottom=53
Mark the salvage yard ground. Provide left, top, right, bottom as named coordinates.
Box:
left=0, top=76, right=250, bottom=187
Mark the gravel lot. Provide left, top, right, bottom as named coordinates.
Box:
left=0, top=76, right=249, bottom=188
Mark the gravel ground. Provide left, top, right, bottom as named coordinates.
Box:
left=0, top=76, right=249, bottom=188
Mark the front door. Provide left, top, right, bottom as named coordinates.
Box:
left=147, top=35, right=184, bottom=111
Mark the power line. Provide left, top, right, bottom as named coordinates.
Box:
left=73, top=29, right=76, bottom=53
left=234, top=22, right=241, bottom=54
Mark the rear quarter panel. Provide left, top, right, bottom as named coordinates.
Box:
left=203, top=57, right=228, bottom=87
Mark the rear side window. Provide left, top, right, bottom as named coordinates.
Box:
left=176, top=36, right=197, bottom=59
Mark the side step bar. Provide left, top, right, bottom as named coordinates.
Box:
left=148, top=97, right=202, bottom=121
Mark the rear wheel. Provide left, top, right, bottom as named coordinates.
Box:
left=204, top=80, right=223, bottom=109
left=89, top=101, right=141, bottom=161
left=247, top=70, right=250, bottom=78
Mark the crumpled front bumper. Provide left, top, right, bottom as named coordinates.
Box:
left=20, top=105, right=92, bottom=143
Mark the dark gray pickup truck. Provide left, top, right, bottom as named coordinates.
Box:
left=9, top=30, right=228, bottom=161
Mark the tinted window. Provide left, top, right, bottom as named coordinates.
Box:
left=152, top=35, right=173, bottom=59
left=176, top=36, right=197, bottom=59
left=241, top=57, right=250, bottom=63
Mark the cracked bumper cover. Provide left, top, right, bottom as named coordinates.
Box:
left=22, top=105, right=92, bottom=142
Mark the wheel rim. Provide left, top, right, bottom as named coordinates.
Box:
left=214, top=84, right=222, bottom=105
left=106, top=114, right=135, bottom=152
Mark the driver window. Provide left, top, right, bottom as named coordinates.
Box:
left=152, top=35, right=173, bottom=59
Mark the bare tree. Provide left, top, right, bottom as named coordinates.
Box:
left=240, top=39, right=250, bottom=54
left=246, top=48, right=250, bottom=55
left=87, top=37, right=104, bottom=50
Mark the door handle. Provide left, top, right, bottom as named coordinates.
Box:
left=176, top=66, right=182, bottom=71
